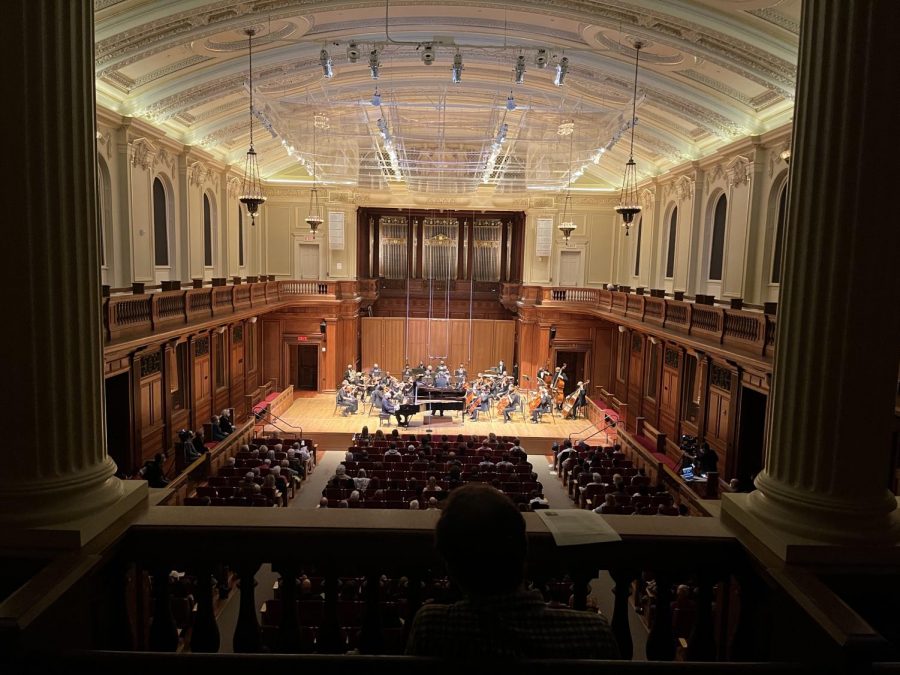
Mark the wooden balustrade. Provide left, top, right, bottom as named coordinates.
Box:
left=1, top=505, right=885, bottom=670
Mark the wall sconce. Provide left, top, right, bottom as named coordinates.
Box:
left=248, top=316, right=257, bottom=324
left=618, top=325, right=626, bottom=334
left=216, top=326, right=227, bottom=334
left=549, top=326, right=557, bottom=340
left=319, top=320, right=327, bottom=335
left=779, top=148, right=791, bottom=164
left=649, top=335, right=659, bottom=345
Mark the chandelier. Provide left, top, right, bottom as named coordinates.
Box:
left=305, top=115, right=324, bottom=235
left=239, top=29, right=266, bottom=225
left=615, top=41, right=643, bottom=236
left=558, top=127, right=576, bottom=246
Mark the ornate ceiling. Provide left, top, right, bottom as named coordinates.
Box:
left=95, top=0, right=799, bottom=193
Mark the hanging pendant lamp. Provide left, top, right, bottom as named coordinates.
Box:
left=615, top=41, right=643, bottom=236
left=305, top=116, right=324, bottom=235
left=239, top=28, right=266, bottom=225
left=558, top=124, right=576, bottom=246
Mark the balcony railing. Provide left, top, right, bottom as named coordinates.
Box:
left=530, top=286, right=776, bottom=358
left=102, top=278, right=338, bottom=344
left=0, top=505, right=887, bottom=671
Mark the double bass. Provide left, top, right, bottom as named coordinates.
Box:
left=552, top=363, right=567, bottom=407
left=562, top=380, right=590, bottom=419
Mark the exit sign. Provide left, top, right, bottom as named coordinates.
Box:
left=297, top=335, right=308, bottom=342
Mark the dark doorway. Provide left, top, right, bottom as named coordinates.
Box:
left=554, top=351, right=586, bottom=396
left=289, top=344, right=319, bottom=391
left=735, top=387, right=767, bottom=490
left=104, top=372, right=133, bottom=475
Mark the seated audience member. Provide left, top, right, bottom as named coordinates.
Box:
left=348, top=490, right=362, bottom=508
left=422, top=475, right=443, bottom=499
left=326, top=465, right=356, bottom=490
left=210, top=415, right=229, bottom=441
left=318, top=497, right=329, bottom=508
left=409, top=499, right=421, bottom=510
left=179, top=429, right=201, bottom=463
left=384, top=444, right=401, bottom=457
left=529, top=492, right=549, bottom=510
left=406, top=485, right=618, bottom=658
left=239, top=472, right=261, bottom=497
left=594, top=494, right=617, bottom=515
left=142, top=453, right=169, bottom=488
left=426, top=496, right=439, bottom=510
left=338, top=499, right=350, bottom=508
left=374, top=429, right=385, bottom=441
left=218, top=410, right=234, bottom=434
left=354, top=468, right=371, bottom=493
left=286, top=449, right=305, bottom=479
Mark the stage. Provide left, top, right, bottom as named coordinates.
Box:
left=257, top=392, right=615, bottom=454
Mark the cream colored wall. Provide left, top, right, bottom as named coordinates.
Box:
left=97, top=104, right=792, bottom=298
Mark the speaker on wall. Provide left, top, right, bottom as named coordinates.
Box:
left=549, top=326, right=557, bottom=340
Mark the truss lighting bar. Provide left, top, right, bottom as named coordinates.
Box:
left=320, top=49, right=334, bottom=78
left=451, top=52, right=463, bottom=83
left=369, top=49, right=380, bottom=79
left=554, top=56, right=569, bottom=86
left=515, top=55, right=526, bottom=84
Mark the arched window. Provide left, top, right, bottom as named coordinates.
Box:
left=203, top=194, right=213, bottom=267
left=238, top=207, right=245, bottom=268
left=633, top=215, right=643, bottom=277
left=153, top=177, right=169, bottom=266
left=771, top=182, right=788, bottom=284
left=97, top=157, right=112, bottom=267
left=665, top=206, right=677, bottom=279
left=708, top=194, right=727, bottom=281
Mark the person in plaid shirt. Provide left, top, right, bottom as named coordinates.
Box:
left=406, top=484, right=619, bottom=659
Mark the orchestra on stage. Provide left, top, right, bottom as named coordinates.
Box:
left=336, top=358, right=589, bottom=427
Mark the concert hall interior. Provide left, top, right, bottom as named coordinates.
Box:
left=3, top=0, right=900, bottom=671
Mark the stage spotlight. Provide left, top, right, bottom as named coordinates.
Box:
left=320, top=49, right=334, bottom=78
left=369, top=49, right=380, bottom=79
left=451, top=51, right=463, bottom=83
left=506, top=91, right=516, bottom=111
left=554, top=56, right=569, bottom=86
left=420, top=43, right=435, bottom=65
left=347, top=42, right=360, bottom=63
left=514, top=55, right=526, bottom=84
left=371, top=87, right=381, bottom=106
left=534, top=48, right=549, bottom=69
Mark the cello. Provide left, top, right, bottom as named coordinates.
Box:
left=552, top=363, right=567, bottom=408
left=562, top=380, right=589, bottom=419
left=495, top=394, right=511, bottom=418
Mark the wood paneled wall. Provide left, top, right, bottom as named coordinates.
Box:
left=361, top=317, right=515, bottom=377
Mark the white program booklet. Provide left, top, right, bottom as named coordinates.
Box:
left=536, top=509, right=622, bottom=546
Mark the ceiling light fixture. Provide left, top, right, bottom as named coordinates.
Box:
left=558, top=127, right=577, bottom=246
left=535, top=48, right=549, bottom=69
left=451, top=51, right=463, bottom=83
left=421, top=43, right=435, bottom=65
left=238, top=28, right=266, bottom=226
left=305, top=117, right=324, bottom=236
left=554, top=56, right=569, bottom=86
left=506, top=91, right=516, bottom=111
left=320, top=49, right=334, bottom=78
left=514, top=55, right=526, bottom=84
left=369, top=49, right=380, bottom=79
left=615, top=41, right=643, bottom=236
left=371, top=87, right=382, bottom=106
left=347, top=43, right=360, bottom=63
left=780, top=148, right=791, bottom=164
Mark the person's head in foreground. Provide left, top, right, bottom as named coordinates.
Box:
left=435, top=484, right=526, bottom=597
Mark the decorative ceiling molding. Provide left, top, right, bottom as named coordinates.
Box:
left=747, top=7, right=800, bottom=34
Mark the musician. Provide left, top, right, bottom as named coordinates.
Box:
left=381, top=392, right=405, bottom=427
left=337, top=385, right=359, bottom=416
left=454, top=364, right=467, bottom=387
left=437, top=360, right=449, bottom=375
left=403, top=362, right=413, bottom=379
left=537, top=364, right=552, bottom=383
left=434, top=369, right=450, bottom=389
left=497, top=359, right=506, bottom=376
left=571, top=382, right=588, bottom=419
left=531, top=386, right=552, bottom=423
left=422, top=365, right=435, bottom=387
left=370, top=385, right=385, bottom=412
left=344, top=364, right=356, bottom=383
left=469, top=387, right=491, bottom=421
left=551, top=366, right=569, bottom=410
left=371, top=363, right=383, bottom=380
left=502, top=386, right=522, bottom=423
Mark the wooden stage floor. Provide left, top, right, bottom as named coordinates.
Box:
left=260, top=392, right=615, bottom=453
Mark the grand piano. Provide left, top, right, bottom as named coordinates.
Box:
left=397, top=385, right=466, bottom=425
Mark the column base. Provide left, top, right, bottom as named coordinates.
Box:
left=0, top=480, right=148, bottom=550
left=722, top=492, right=900, bottom=564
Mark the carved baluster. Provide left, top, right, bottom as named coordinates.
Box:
left=189, top=567, right=220, bottom=653
left=232, top=563, right=262, bottom=653
left=609, top=568, right=635, bottom=660
left=570, top=568, right=591, bottom=612
left=687, top=571, right=717, bottom=661
left=148, top=568, right=178, bottom=652
left=645, top=571, right=675, bottom=661
left=358, top=571, right=385, bottom=654
left=318, top=571, right=344, bottom=653
left=273, top=565, right=302, bottom=653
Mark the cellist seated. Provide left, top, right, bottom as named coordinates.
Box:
left=531, top=387, right=552, bottom=423
left=502, top=387, right=521, bottom=423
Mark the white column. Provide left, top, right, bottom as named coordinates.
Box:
left=725, top=0, right=900, bottom=547
left=0, top=1, right=144, bottom=531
